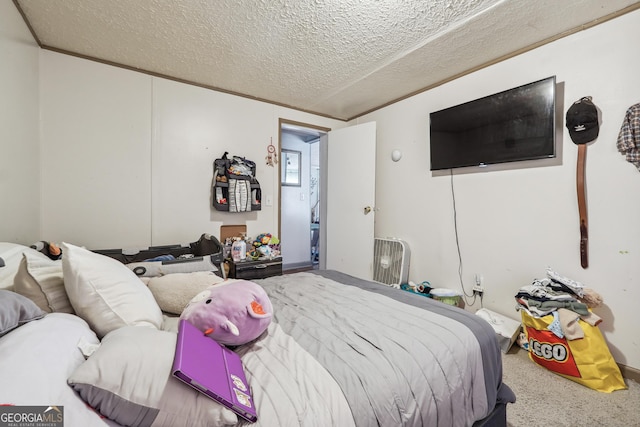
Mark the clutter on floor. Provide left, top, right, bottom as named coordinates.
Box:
left=430, top=287, right=464, bottom=308
left=515, top=268, right=626, bottom=393
left=475, top=308, right=522, bottom=353
left=399, top=280, right=431, bottom=296
left=398, top=282, right=466, bottom=309
left=92, top=233, right=224, bottom=278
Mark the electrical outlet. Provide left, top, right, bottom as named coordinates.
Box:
left=473, top=274, right=484, bottom=296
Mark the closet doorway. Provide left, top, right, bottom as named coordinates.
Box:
left=279, top=119, right=329, bottom=271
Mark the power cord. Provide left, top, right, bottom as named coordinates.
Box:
left=450, top=169, right=479, bottom=307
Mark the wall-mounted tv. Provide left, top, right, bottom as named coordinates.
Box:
left=429, top=76, right=556, bottom=171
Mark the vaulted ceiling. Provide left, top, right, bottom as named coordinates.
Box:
left=14, top=0, right=640, bottom=121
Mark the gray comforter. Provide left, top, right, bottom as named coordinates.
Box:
left=236, top=270, right=514, bottom=427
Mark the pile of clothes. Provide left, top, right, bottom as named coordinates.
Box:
left=515, top=268, right=603, bottom=341
left=515, top=269, right=627, bottom=392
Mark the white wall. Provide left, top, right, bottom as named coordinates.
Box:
left=358, top=9, right=640, bottom=370
left=39, top=52, right=153, bottom=248
left=37, top=52, right=344, bottom=250
left=0, top=1, right=40, bottom=243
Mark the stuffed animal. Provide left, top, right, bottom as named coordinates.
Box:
left=30, top=241, right=62, bottom=260
left=180, top=280, right=273, bottom=346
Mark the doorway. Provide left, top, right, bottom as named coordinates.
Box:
left=279, top=119, right=329, bottom=271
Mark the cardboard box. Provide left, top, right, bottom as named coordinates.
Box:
left=220, top=225, right=247, bottom=243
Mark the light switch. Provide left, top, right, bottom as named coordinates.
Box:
left=265, top=195, right=273, bottom=206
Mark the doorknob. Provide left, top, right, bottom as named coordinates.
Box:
left=364, top=206, right=372, bottom=215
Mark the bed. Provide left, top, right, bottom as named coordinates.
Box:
left=0, top=242, right=515, bottom=427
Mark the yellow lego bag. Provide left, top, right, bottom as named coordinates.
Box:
left=520, top=310, right=626, bottom=393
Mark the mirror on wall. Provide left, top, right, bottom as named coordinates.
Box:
left=281, top=149, right=301, bottom=186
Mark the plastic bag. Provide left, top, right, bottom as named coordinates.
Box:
left=520, top=310, right=626, bottom=393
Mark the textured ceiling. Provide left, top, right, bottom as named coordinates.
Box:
left=15, top=0, right=640, bottom=121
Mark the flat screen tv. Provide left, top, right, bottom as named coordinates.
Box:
left=429, top=76, right=556, bottom=171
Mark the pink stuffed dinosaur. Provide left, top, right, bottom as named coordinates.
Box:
left=180, top=280, right=273, bottom=346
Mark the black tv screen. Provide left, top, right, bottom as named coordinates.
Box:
left=429, top=76, right=556, bottom=171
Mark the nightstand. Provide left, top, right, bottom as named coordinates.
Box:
left=226, top=257, right=282, bottom=280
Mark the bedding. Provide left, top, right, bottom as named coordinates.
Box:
left=0, top=246, right=514, bottom=427
left=0, top=313, right=118, bottom=426
left=249, top=271, right=515, bottom=427
left=67, top=326, right=238, bottom=426
left=13, top=251, right=73, bottom=313
left=61, top=242, right=164, bottom=338
left=0, top=289, right=46, bottom=336
left=0, top=242, right=49, bottom=290
left=147, top=271, right=227, bottom=315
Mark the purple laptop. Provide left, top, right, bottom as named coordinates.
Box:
left=172, top=319, right=257, bottom=423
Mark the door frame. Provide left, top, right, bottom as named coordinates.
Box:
left=278, top=119, right=331, bottom=266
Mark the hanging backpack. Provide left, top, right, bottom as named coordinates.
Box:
left=212, top=152, right=261, bottom=212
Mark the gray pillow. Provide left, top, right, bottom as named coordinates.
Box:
left=67, top=326, right=237, bottom=427
left=0, top=289, right=46, bottom=336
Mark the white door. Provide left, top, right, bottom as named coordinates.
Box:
left=320, top=121, right=376, bottom=280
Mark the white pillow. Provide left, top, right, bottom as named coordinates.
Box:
left=13, top=253, right=73, bottom=313
left=67, top=326, right=237, bottom=427
left=0, top=243, right=47, bottom=290
left=62, top=243, right=163, bottom=338
left=147, top=271, right=227, bottom=315
left=0, top=313, right=106, bottom=426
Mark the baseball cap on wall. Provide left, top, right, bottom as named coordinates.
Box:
left=566, top=96, right=599, bottom=145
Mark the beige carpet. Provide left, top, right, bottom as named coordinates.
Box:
left=502, top=348, right=640, bottom=426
